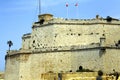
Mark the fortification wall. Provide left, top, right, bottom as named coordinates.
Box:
left=22, top=37, right=31, bottom=49
left=102, top=49, right=120, bottom=73
left=0, top=72, right=4, bottom=80
left=5, top=48, right=100, bottom=80
left=22, top=19, right=120, bottom=50
left=5, top=52, right=31, bottom=80
left=30, top=24, right=101, bottom=50
left=19, top=54, right=31, bottom=80
left=22, top=33, right=31, bottom=49
left=5, top=54, right=20, bottom=80
left=5, top=47, right=120, bottom=80
left=5, top=15, right=120, bottom=80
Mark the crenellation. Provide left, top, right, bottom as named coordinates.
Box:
left=51, top=17, right=120, bottom=24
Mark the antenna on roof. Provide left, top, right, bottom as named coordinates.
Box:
left=39, top=0, right=41, bottom=15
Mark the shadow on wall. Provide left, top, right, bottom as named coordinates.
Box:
left=99, top=47, right=106, bottom=57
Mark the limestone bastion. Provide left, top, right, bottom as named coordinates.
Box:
left=5, top=14, right=120, bottom=80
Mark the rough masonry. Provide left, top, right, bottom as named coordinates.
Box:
left=5, top=14, right=120, bottom=80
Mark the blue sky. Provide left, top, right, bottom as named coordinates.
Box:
left=0, top=0, right=120, bottom=71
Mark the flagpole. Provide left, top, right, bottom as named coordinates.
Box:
left=67, top=6, right=68, bottom=18
left=76, top=5, right=79, bottom=19
left=39, top=0, right=41, bottom=15
left=75, top=3, right=79, bottom=19
left=66, top=3, right=68, bottom=18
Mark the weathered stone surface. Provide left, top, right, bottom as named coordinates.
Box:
left=0, top=72, right=4, bottom=80
left=5, top=14, right=120, bottom=80
left=41, top=72, right=116, bottom=80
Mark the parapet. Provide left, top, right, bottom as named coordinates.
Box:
left=22, top=33, right=31, bottom=39
left=33, top=14, right=120, bottom=28
left=52, top=17, right=120, bottom=25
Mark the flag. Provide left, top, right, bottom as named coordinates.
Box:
left=75, top=3, right=78, bottom=6
left=66, top=3, right=68, bottom=7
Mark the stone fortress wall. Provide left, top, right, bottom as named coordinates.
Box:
left=22, top=15, right=120, bottom=50
left=0, top=72, right=4, bottom=80
left=5, top=14, right=120, bottom=80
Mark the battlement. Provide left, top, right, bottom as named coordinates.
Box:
left=7, top=44, right=100, bottom=55
left=52, top=17, right=120, bottom=24
left=6, top=50, right=31, bottom=57
left=32, top=16, right=120, bottom=28
left=7, top=43, right=120, bottom=56
left=22, top=33, right=31, bottom=39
